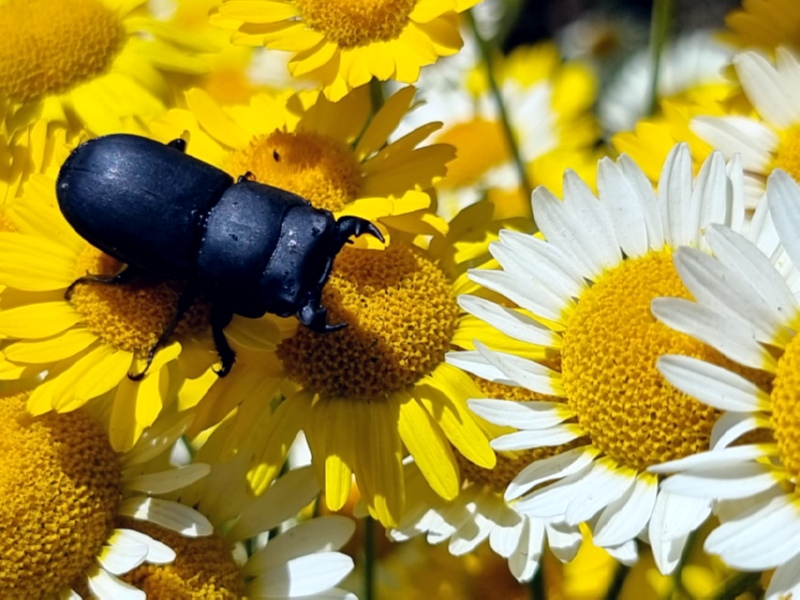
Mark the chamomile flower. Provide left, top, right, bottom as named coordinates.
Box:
left=689, top=47, right=800, bottom=207
left=0, top=150, right=282, bottom=451
left=211, top=0, right=480, bottom=101
left=649, top=169, right=800, bottom=599
left=148, top=84, right=453, bottom=247
left=194, top=202, right=515, bottom=528
left=0, top=394, right=212, bottom=599
left=0, top=0, right=209, bottom=135
left=451, top=144, right=773, bottom=573
left=122, top=444, right=356, bottom=598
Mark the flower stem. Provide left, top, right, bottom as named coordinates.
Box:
left=528, top=562, right=545, bottom=599
left=604, top=561, right=630, bottom=600
left=467, top=9, right=535, bottom=228
left=647, top=0, right=673, bottom=116
left=712, top=571, right=762, bottom=600
left=364, top=516, right=376, bottom=600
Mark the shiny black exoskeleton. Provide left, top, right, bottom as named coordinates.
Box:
left=56, top=133, right=383, bottom=378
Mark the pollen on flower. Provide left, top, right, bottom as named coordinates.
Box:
left=69, top=246, right=211, bottom=356
left=295, top=0, right=417, bottom=47
left=770, top=327, right=800, bottom=489
left=120, top=518, right=245, bottom=599
left=458, top=378, right=586, bottom=493
left=278, top=243, right=459, bottom=399
left=0, top=0, right=123, bottom=102
left=0, top=392, right=121, bottom=596
left=773, top=125, right=800, bottom=186
left=562, top=250, right=773, bottom=471
left=225, top=130, right=362, bottom=212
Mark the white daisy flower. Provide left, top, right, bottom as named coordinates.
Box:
left=0, top=397, right=212, bottom=600
left=691, top=46, right=800, bottom=208
left=449, top=143, right=762, bottom=574
left=120, top=441, right=356, bottom=598
left=649, top=168, right=800, bottom=599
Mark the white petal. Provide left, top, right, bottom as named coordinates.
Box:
left=766, top=555, right=800, bottom=600
left=124, top=464, right=210, bottom=495
left=711, top=411, right=770, bottom=450
left=735, top=49, right=800, bottom=129
left=449, top=509, right=494, bottom=556
left=99, top=529, right=174, bottom=575
left=655, top=354, right=769, bottom=413
left=508, top=518, right=545, bottom=582
left=593, top=474, right=658, bottom=547
left=649, top=490, right=711, bottom=544
left=469, top=268, right=570, bottom=322
left=618, top=154, right=665, bottom=249
left=565, top=462, right=636, bottom=525
left=250, top=552, right=354, bottom=597
left=121, top=413, right=193, bottom=468
left=445, top=350, right=510, bottom=384
left=475, top=341, right=563, bottom=396
left=659, top=461, right=778, bottom=499
left=507, top=446, right=598, bottom=501
left=86, top=567, right=145, bottom=600
left=689, top=151, right=730, bottom=247
left=468, top=399, right=570, bottom=431
left=659, top=144, right=695, bottom=248
left=651, top=531, right=692, bottom=575
left=458, top=295, right=560, bottom=348
left=489, top=514, right=524, bottom=558
left=597, top=156, right=649, bottom=257
left=118, top=496, right=213, bottom=537
left=513, top=467, right=592, bottom=518
left=604, top=538, right=639, bottom=565
left=691, top=116, right=776, bottom=172
left=533, top=180, right=622, bottom=279
left=492, top=425, right=582, bottom=452
left=649, top=444, right=773, bottom=474
left=545, top=520, right=583, bottom=562
left=767, top=169, right=800, bottom=272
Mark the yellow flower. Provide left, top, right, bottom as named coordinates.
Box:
left=192, top=202, right=529, bottom=528
left=0, top=393, right=212, bottom=599
left=0, top=151, right=282, bottom=451
left=148, top=84, right=453, bottom=246
left=724, top=0, right=800, bottom=52
left=0, top=0, right=209, bottom=135
left=210, top=0, right=479, bottom=100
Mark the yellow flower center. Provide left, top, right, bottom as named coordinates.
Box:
left=295, top=0, right=417, bottom=48
left=0, top=0, right=123, bottom=102
left=561, top=250, right=772, bottom=470
left=0, top=393, right=121, bottom=595
left=278, top=243, right=459, bottom=399
left=436, top=119, right=510, bottom=188
left=773, top=125, right=800, bottom=185
left=119, top=518, right=246, bottom=599
left=225, top=130, right=362, bottom=212
left=69, top=246, right=211, bottom=356
left=770, top=326, right=800, bottom=487
left=457, top=378, right=587, bottom=493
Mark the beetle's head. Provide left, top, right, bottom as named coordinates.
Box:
left=257, top=208, right=383, bottom=333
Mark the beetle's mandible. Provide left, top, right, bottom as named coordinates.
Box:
left=56, top=133, right=383, bottom=379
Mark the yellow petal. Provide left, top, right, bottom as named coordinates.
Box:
left=0, top=234, right=76, bottom=291
left=3, top=327, right=97, bottom=363
left=0, top=302, right=82, bottom=339
left=186, top=88, right=251, bottom=150
left=416, top=363, right=496, bottom=468
left=397, top=389, right=459, bottom=499
left=356, top=86, right=416, bottom=159
left=291, top=41, right=339, bottom=77
left=309, top=398, right=354, bottom=511
left=219, top=0, right=299, bottom=22
left=52, top=345, right=133, bottom=412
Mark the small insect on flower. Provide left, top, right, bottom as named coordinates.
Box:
left=56, top=133, right=383, bottom=379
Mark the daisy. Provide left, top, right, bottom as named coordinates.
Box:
left=648, top=169, right=800, bottom=599
left=210, top=0, right=480, bottom=101
left=689, top=47, right=800, bottom=208
left=0, top=155, right=282, bottom=452
left=449, top=144, right=772, bottom=573
left=121, top=442, right=356, bottom=599
left=724, top=0, right=800, bottom=52
left=194, top=202, right=509, bottom=528
left=147, top=84, right=454, bottom=247
left=0, top=393, right=212, bottom=599
left=0, top=0, right=209, bottom=135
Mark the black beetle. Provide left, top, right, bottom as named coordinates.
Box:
left=56, top=133, right=383, bottom=378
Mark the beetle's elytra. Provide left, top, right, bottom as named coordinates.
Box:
left=56, top=133, right=383, bottom=379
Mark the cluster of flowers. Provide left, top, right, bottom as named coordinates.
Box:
left=1, top=0, right=799, bottom=598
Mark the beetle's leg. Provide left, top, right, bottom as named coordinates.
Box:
left=128, top=286, right=197, bottom=381
left=65, top=267, right=140, bottom=301
left=167, top=138, right=187, bottom=153
left=210, top=307, right=235, bottom=377
left=335, top=216, right=385, bottom=250
left=236, top=171, right=254, bottom=184
left=298, top=301, right=346, bottom=333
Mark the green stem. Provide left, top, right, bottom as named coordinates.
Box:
left=466, top=9, right=535, bottom=228
left=369, top=78, right=386, bottom=113
left=528, top=563, right=545, bottom=599
left=364, top=516, right=376, bottom=600
left=604, top=561, right=630, bottom=600
left=648, top=0, right=673, bottom=116
left=712, top=571, right=762, bottom=600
